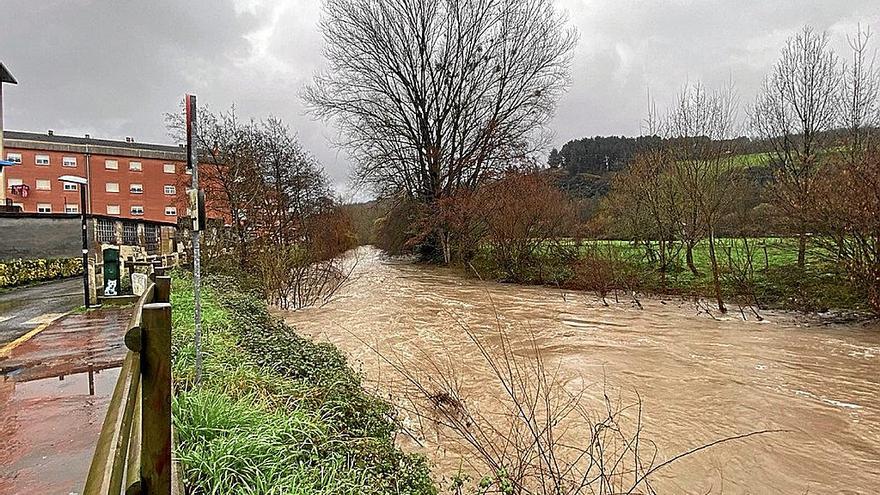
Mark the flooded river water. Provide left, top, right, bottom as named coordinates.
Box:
left=281, top=247, right=880, bottom=494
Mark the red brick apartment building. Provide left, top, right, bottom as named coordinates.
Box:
left=2, top=130, right=189, bottom=222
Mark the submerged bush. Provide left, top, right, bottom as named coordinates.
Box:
left=171, top=272, right=435, bottom=494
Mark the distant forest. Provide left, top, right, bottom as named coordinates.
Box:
left=548, top=134, right=804, bottom=200
left=549, top=135, right=771, bottom=175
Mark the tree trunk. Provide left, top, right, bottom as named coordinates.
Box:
left=708, top=229, right=726, bottom=313
left=797, top=230, right=807, bottom=269
left=441, top=231, right=451, bottom=265
left=658, top=238, right=667, bottom=287
left=686, top=242, right=699, bottom=276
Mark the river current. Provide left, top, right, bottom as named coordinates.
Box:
left=281, top=247, right=880, bottom=494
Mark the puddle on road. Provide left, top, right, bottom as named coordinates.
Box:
left=0, top=366, right=121, bottom=495
left=3, top=365, right=120, bottom=400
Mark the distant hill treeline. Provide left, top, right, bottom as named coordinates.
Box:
left=549, top=135, right=774, bottom=175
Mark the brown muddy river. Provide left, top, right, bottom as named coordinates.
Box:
left=281, top=247, right=880, bottom=494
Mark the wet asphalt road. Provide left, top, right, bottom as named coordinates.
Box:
left=0, top=278, right=83, bottom=346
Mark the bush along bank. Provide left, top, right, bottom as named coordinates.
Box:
left=171, top=273, right=435, bottom=495
left=467, top=238, right=870, bottom=314
left=0, top=257, right=83, bottom=288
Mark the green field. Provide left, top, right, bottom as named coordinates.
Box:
left=730, top=151, right=773, bottom=168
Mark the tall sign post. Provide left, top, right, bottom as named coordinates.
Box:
left=186, top=94, right=204, bottom=384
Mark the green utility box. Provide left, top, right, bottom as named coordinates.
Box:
left=102, top=247, right=121, bottom=296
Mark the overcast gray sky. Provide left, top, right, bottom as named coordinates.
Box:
left=2, top=1, right=878, bottom=199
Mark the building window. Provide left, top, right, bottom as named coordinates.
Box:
left=96, top=218, right=116, bottom=243
left=130, top=183, right=144, bottom=194
left=63, top=156, right=77, bottom=168
left=65, top=204, right=79, bottom=214
left=129, top=161, right=142, bottom=171
left=145, top=224, right=160, bottom=254
left=105, top=159, right=118, bottom=170
left=8, top=178, right=22, bottom=187
left=106, top=182, right=120, bottom=193
left=35, top=155, right=50, bottom=166
left=106, top=204, right=121, bottom=215
left=164, top=185, right=176, bottom=195
left=122, top=223, right=138, bottom=245
left=6, top=153, right=21, bottom=163
left=131, top=205, right=144, bottom=216
left=163, top=163, right=176, bottom=174
left=37, top=203, right=52, bottom=213
left=63, top=183, right=78, bottom=191
left=164, top=206, right=177, bottom=216
left=35, top=179, right=51, bottom=191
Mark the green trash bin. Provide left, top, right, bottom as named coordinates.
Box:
left=102, top=247, right=121, bottom=296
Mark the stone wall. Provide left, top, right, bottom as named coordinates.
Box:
left=0, top=214, right=82, bottom=259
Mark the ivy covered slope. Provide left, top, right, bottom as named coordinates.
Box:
left=170, top=273, right=435, bottom=495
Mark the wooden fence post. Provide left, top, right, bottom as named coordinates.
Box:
left=140, top=303, right=172, bottom=495
left=155, top=276, right=171, bottom=304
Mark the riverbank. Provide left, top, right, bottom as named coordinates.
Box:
left=467, top=237, right=872, bottom=315
left=282, top=247, right=880, bottom=494
left=170, top=273, right=435, bottom=494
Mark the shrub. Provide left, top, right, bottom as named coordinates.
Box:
left=479, top=172, right=576, bottom=281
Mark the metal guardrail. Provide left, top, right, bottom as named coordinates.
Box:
left=83, top=268, right=176, bottom=495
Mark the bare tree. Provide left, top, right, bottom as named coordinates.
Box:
left=840, top=25, right=880, bottom=156
left=167, top=105, right=357, bottom=308
left=251, top=117, right=333, bottom=247
left=752, top=26, right=840, bottom=268
left=605, top=148, right=682, bottom=286
left=809, top=147, right=880, bottom=313
left=666, top=83, right=744, bottom=313
left=478, top=172, right=576, bottom=282
left=167, top=105, right=264, bottom=266
left=305, top=0, right=577, bottom=208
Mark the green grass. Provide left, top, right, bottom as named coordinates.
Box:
left=171, top=273, right=436, bottom=495
left=730, top=151, right=773, bottom=168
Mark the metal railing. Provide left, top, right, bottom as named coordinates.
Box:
left=83, top=268, right=175, bottom=495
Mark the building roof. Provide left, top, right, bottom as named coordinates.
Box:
left=0, top=62, right=17, bottom=84
left=4, top=130, right=186, bottom=161
left=5, top=130, right=183, bottom=153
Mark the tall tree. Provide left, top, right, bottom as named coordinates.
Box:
left=305, top=0, right=577, bottom=203
left=605, top=148, right=681, bottom=285
left=167, top=105, right=263, bottom=265
left=840, top=25, right=880, bottom=156
left=666, top=83, right=744, bottom=313
left=547, top=148, right=563, bottom=168
left=752, top=26, right=840, bottom=268
left=253, top=118, right=332, bottom=247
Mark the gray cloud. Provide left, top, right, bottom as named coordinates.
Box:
left=2, top=0, right=879, bottom=199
